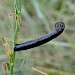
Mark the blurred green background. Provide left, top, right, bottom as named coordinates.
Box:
left=0, top=0, right=75, bottom=75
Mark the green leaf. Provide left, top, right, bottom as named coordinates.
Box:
left=6, top=63, right=10, bottom=71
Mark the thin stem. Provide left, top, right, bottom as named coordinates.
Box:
left=14, top=0, right=22, bottom=44
left=32, top=67, right=48, bottom=75
left=18, top=56, right=27, bottom=75
left=9, top=0, right=22, bottom=75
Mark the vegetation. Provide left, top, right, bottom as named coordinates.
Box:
left=0, top=0, right=75, bottom=75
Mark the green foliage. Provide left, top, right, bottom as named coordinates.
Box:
left=48, top=72, right=56, bottom=75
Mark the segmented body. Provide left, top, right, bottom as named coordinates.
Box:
left=14, top=22, right=65, bottom=51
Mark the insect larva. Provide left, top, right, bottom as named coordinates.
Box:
left=14, top=22, right=65, bottom=51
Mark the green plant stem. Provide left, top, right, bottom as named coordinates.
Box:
left=9, top=0, right=22, bottom=75
left=14, top=0, right=21, bottom=44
